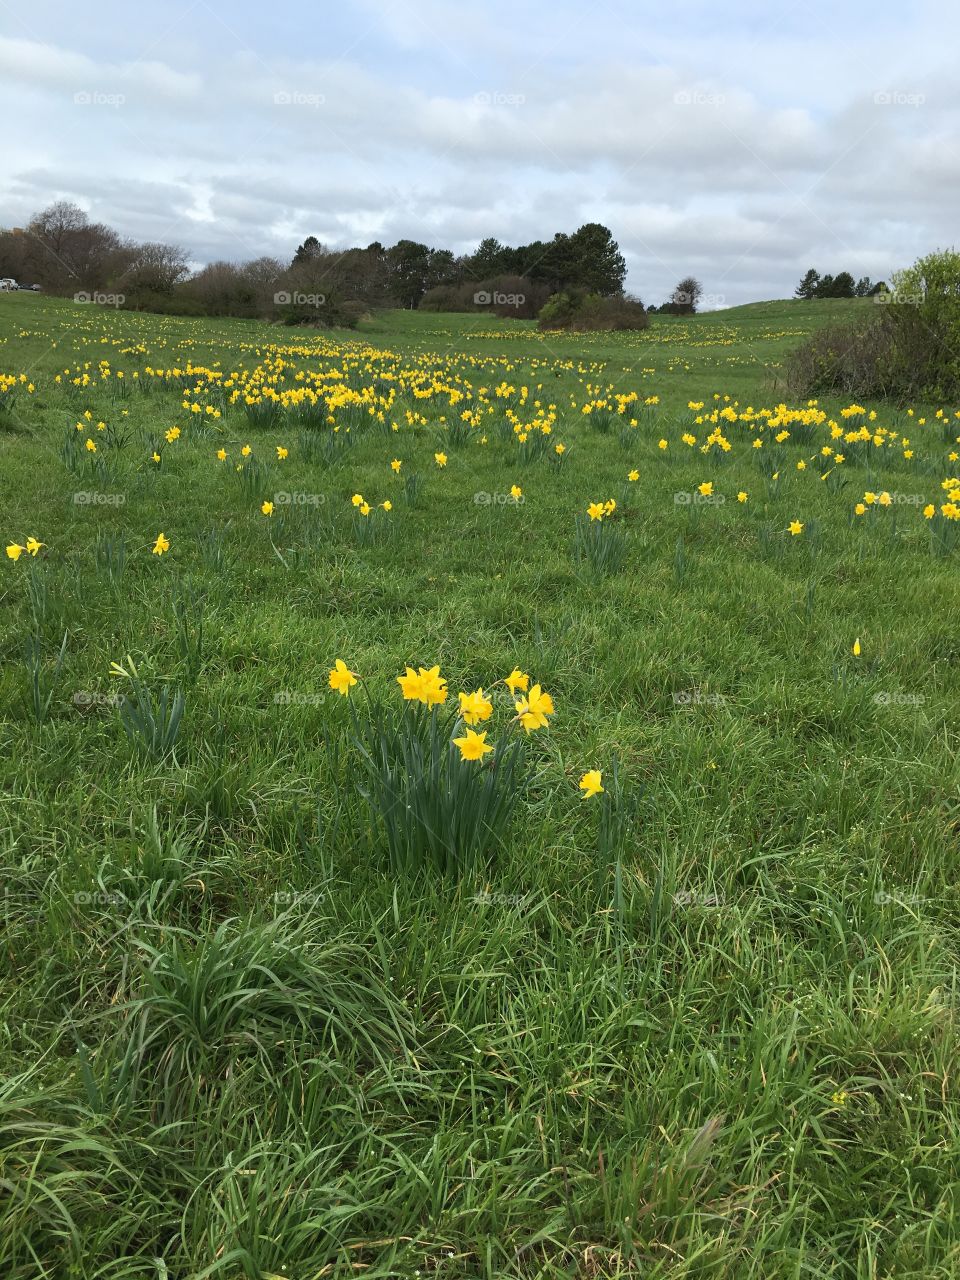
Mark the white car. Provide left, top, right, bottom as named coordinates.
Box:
left=0, top=278, right=19, bottom=291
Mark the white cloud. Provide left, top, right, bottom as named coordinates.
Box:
left=1, top=3, right=957, bottom=305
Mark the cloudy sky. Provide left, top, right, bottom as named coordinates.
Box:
left=0, top=0, right=956, bottom=306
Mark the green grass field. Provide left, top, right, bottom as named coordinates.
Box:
left=3, top=291, right=960, bottom=1278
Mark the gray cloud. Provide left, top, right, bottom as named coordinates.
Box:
left=1, top=5, right=957, bottom=306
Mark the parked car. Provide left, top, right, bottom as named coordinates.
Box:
left=0, top=278, right=18, bottom=291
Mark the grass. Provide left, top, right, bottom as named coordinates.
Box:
left=1, top=291, right=960, bottom=1277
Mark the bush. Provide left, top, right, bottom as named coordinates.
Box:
left=538, top=290, right=648, bottom=332
left=786, top=316, right=899, bottom=399
left=273, top=294, right=360, bottom=329
left=120, top=289, right=207, bottom=317
left=419, top=275, right=550, bottom=319
left=788, top=250, right=960, bottom=401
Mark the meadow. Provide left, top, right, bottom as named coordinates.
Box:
left=2, top=290, right=960, bottom=1279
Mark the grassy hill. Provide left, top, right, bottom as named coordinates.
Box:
left=1, top=291, right=959, bottom=1278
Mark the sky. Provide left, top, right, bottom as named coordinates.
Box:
left=1, top=0, right=957, bottom=306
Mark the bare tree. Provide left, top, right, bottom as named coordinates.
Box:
left=672, top=276, right=703, bottom=314
left=122, top=242, right=190, bottom=294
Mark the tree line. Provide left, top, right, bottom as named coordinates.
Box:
left=1, top=201, right=711, bottom=330
left=0, top=202, right=190, bottom=298
left=795, top=268, right=887, bottom=300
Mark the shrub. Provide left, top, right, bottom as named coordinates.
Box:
left=788, top=250, right=960, bottom=401
left=420, top=275, right=550, bottom=319
left=538, top=289, right=648, bottom=332
left=786, top=315, right=898, bottom=399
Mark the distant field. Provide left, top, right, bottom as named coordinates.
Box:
left=3, top=291, right=960, bottom=1279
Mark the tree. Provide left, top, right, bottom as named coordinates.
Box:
left=426, top=248, right=458, bottom=290
left=672, top=276, right=703, bottom=314
left=122, top=242, right=190, bottom=295
left=541, top=232, right=577, bottom=292
left=385, top=239, right=433, bottom=308
left=796, top=268, right=820, bottom=299
left=830, top=271, right=856, bottom=298
left=292, top=235, right=322, bottom=264
left=568, top=223, right=627, bottom=295
left=814, top=273, right=835, bottom=298
left=467, top=237, right=509, bottom=279
left=0, top=228, right=28, bottom=282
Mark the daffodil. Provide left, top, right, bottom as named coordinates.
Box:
left=788, top=520, right=804, bottom=536
left=6, top=542, right=24, bottom=561
left=391, top=458, right=402, bottom=472
left=328, top=658, right=358, bottom=696
left=398, top=665, right=447, bottom=707
left=261, top=501, right=274, bottom=516
left=217, top=448, right=227, bottom=461
left=276, top=445, right=288, bottom=460
left=458, top=688, right=493, bottom=725
left=579, top=769, right=604, bottom=799
left=25, top=537, right=43, bottom=556
left=853, top=638, right=861, bottom=657
left=514, top=683, right=554, bottom=732
left=504, top=668, right=529, bottom=695
left=397, top=666, right=425, bottom=701
left=152, top=532, right=170, bottom=556
left=453, top=728, right=494, bottom=762
left=435, top=452, right=447, bottom=467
